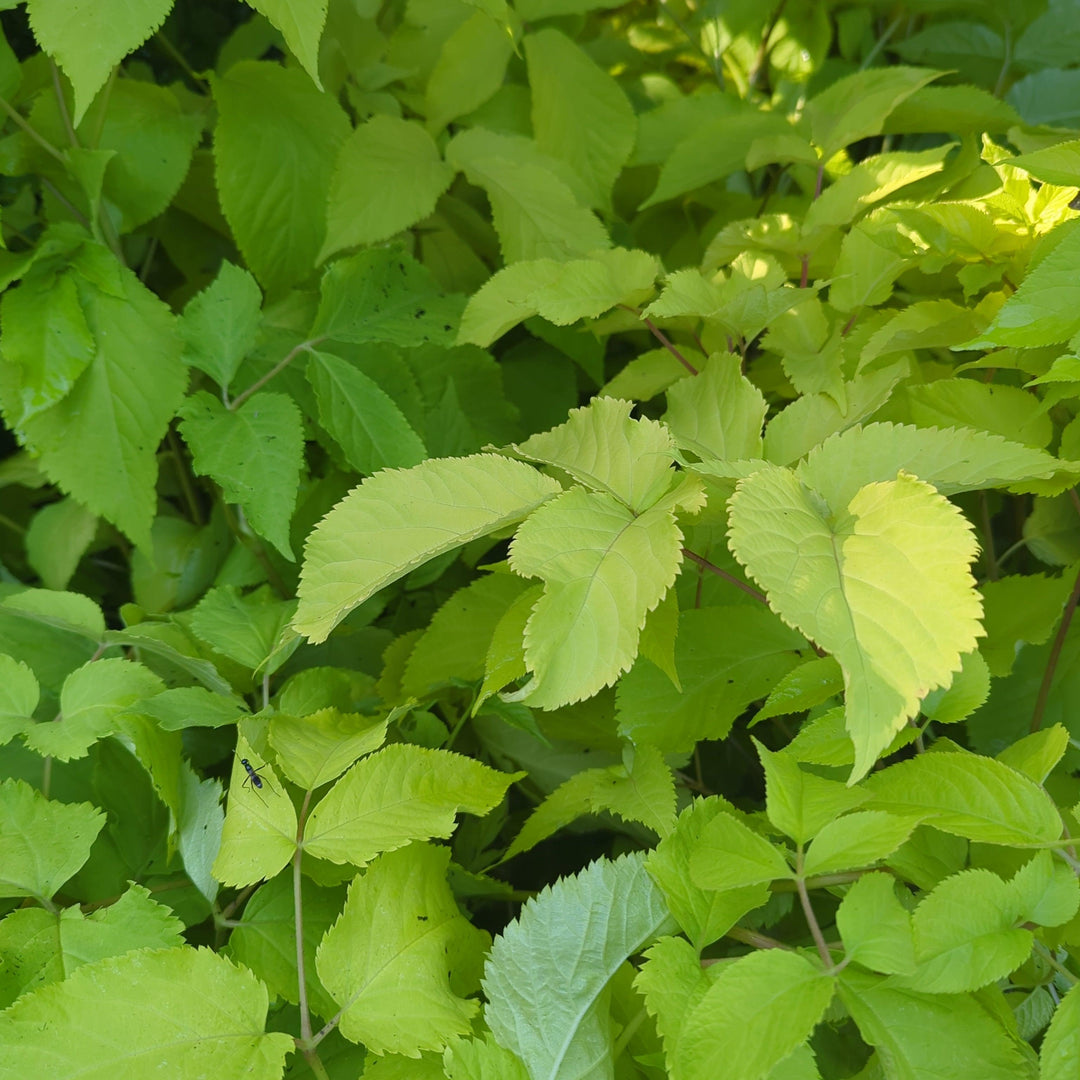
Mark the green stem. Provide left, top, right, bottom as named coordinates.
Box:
left=230, top=338, right=323, bottom=410
left=0, top=94, right=65, bottom=162
left=795, top=847, right=834, bottom=967
left=294, top=788, right=316, bottom=1046
left=1031, top=540, right=1080, bottom=733
left=50, top=61, right=78, bottom=148
left=167, top=428, right=203, bottom=526
left=611, top=1005, right=649, bottom=1061
left=154, top=32, right=211, bottom=91
left=1034, top=941, right=1078, bottom=986
left=723, top=926, right=792, bottom=951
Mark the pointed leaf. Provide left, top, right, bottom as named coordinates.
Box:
left=190, top=586, right=299, bottom=674
left=426, top=12, right=514, bottom=132
left=179, top=261, right=262, bottom=390
left=296, top=454, right=560, bottom=642
left=269, top=708, right=388, bottom=791
left=836, top=872, right=917, bottom=976
left=247, top=0, right=326, bottom=86
left=803, top=810, right=920, bottom=877
left=1041, top=982, right=1080, bottom=1080
left=753, top=656, right=842, bottom=724
left=689, top=810, right=794, bottom=890
left=0, top=655, right=38, bottom=746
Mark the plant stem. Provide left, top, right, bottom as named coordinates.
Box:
left=619, top=305, right=699, bottom=374
left=980, top=492, right=998, bottom=580
left=230, top=338, right=323, bottom=410
left=859, top=14, right=902, bottom=70
left=0, top=94, right=66, bottom=162
left=167, top=428, right=204, bottom=526
left=50, top=61, right=78, bottom=148
left=611, top=1005, right=649, bottom=1060
left=154, top=32, right=211, bottom=91
left=795, top=847, right=834, bottom=967
left=681, top=548, right=767, bottom=604
left=724, top=926, right=791, bottom=951
left=294, top=788, right=315, bottom=1045
left=747, top=0, right=788, bottom=88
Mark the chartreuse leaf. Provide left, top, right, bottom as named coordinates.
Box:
left=403, top=574, right=531, bottom=698
left=179, top=391, right=304, bottom=560
left=316, top=844, right=488, bottom=1054
left=754, top=656, right=842, bottom=724
left=997, top=725, right=1071, bottom=785
left=25, top=496, right=97, bottom=591
left=0, top=654, right=37, bottom=745
left=920, top=649, right=990, bottom=725
left=190, top=586, right=299, bottom=674
left=179, top=261, right=262, bottom=391
left=525, top=27, right=635, bottom=210
left=444, top=1034, right=529, bottom=1080
left=212, top=734, right=297, bottom=888
left=247, top=0, right=326, bottom=86
left=867, top=752, right=1062, bottom=845
left=268, top=708, right=387, bottom=791
left=894, top=868, right=1031, bottom=994
left=803, top=810, right=920, bottom=877
left=666, top=354, right=767, bottom=462
left=689, top=810, right=794, bottom=890
left=24, top=658, right=163, bottom=762
left=0, top=884, right=184, bottom=1007
left=26, top=0, right=173, bottom=123
left=295, top=454, right=560, bottom=642
left=836, top=872, right=917, bottom=975
left=1010, top=140, right=1080, bottom=186
left=728, top=466, right=983, bottom=781
left=504, top=743, right=675, bottom=859
left=0, top=947, right=294, bottom=1079
left=458, top=247, right=658, bottom=346
left=483, top=852, right=674, bottom=1080
left=981, top=573, right=1072, bottom=677
left=798, top=423, right=1079, bottom=508
left=618, top=606, right=805, bottom=752
left=307, top=350, right=427, bottom=475
left=804, top=66, right=941, bottom=160
left=321, top=116, right=455, bottom=260
left=303, top=744, right=519, bottom=866
left=828, top=220, right=915, bottom=313
left=635, top=935, right=714, bottom=1069
left=479, top=583, right=542, bottom=704
left=1041, top=982, right=1080, bottom=1080
left=312, top=248, right=463, bottom=348
left=227, top=873, right=344, bottom=1022
left=963, top=223, right=1080, bottom=348
left=515, top=397, right=675, bottom=511
left=756, top=740, right=868, bottom=843
left=676, top=950, right=834, bottom=1080
left=905, top=380, right=1053, bottom=451
left=838, top=968, right=1035, bottom=1080
left=446, top=127, right=609, bottom=262
left=0, top=244, right=185, bottom=550
left=213, top=61, right=349, bottom=294
left=135, top=686, right=247, bottom=731
left=646, top=798, right=771, bottom=950
left=508, top=487, right=684, bottom=709
left=1007, top=850, right=1079, bottom=928
left=0, top=779, right=104, bottom=900
left=426, top=11, right=514, bottom=132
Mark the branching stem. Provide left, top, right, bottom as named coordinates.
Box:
left=681, top=548, right=767, bottom=604
left=619, top=305, right=699, bottom=374
left=230, top=337, right=324, bottom=410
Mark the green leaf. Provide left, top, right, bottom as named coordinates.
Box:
left=617, top=605, right=805, bottom=752
left=676, top=950, right=835, bottom=1080
left=963, top=223, right=1080, bottom=348
left=483, top=852, right=673, bottom=1080
left=0, top=654, right=37, bottom=746
left=895, top=868, right=1031, bottom=993
left=0, top=779, right=104, bottom=900
left=426, top=12, right=514, bottom=132
left=190, top=586, right=299, bottom=674
left=729, top=465, right=983, bottom=780
left=179, top=261, right=262, bottom=391
left=635, top=934, right=715, bottom=1065
left=505, top=743, right=675, bottom=859
left=458, top=248, right=658, bottom=346
left=508, top=487, right=684, bottom=709
left=444, top=1034, right=530, bottom=1080
left=316, top=844, right=487, bottom=1054
left=1009, top=139, right=1080, bottom=186
left=525, top=27, right=635, bottom=210
left=445, top=127, right=610, bottom=262
left=865, top=751, right=1063, bottom=846
left=0, top=884, right=184, bottom=1008
left=754, top=656, right=843, bottom=724
left=664, top=353, right=767, bottom=462
left=689, top=810, right=794, bottom=890
left=920, top=649, right=990, bottom=725
left=515, top=396, right=674, bottom=511
left=1007, top=849, right=1079, bottom=928
left=757, top=741, right=868, bottom=844
left=838, top=968, right=1036, bottom=1080
left=1041, top=982, right=1080, bottom=1080
left=828, top=220, right=914, bottom=313
left=321, top=116, right=455, bottom=260
left=295, top=453, right=560, bottom=642
left=134, top=686, right=247, bottom=732
left=904, top=380, right=1053, bottom=450
left=479, top=583, right=541, bottom=703
left=268, top=708, right=387, bottom=790
left=212, top=735, right=298, bottom=888
left=307, top=350, right=427, bottom=474
left=835, top=872, right=917, bottom=976
left=246, top=0, right=327, bottom=86
left=0, top=245, right=185, bottom=550
left=24, top=657, right=164, bottom=762
left=861, top=299, right=988, bottom=364
left=213, top=61, right=349, bottom=294
left=26, top=0, right=173, bottom=123
left=403, top=574, right=531, bottom=698
left=25, top=496, right=97, bottom=591
left=227, top=873, right=343, bottom=1021
left=311, top=247, right=464, bottom=348
left=179, top=391, right=304, bottom=560
left=0, top=947, right=294, bottom=1079
left=303, top=744, right=518, bottom=866
left=804, top=66, right=941, bottom=160
left=882, top=85, right=1019, bottom=134
left=646, top=798, right=771, bottom=949
left=996, top=725, right=1071, bottom=785
left=803, top=810, right=920, bottom=877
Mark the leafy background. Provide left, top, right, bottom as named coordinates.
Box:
left=1, top=0, right=1080, bottom=1077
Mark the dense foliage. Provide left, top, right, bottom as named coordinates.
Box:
left=2, top=0, right=1080, bottom=1076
